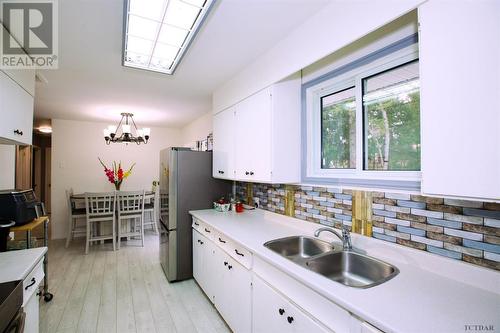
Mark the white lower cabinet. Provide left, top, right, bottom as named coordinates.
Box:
left=252, top=275, right=330, bottom=333
left=214, top=251, right=252, bottom=333
left=193, top=228, right=252, bottom=333
left=193, top=222, right=381, bottom=333
left=23, top=258, right=44, bottom=333
left=193, top=229, right=218, bottom=302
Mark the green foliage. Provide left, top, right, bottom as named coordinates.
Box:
left=321, top=98, right=356, bottom=169
left=366, top=91, right=421, bottom=171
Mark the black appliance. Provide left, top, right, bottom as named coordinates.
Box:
left=159, top=148, right=232, bottom=282
left=0, top=219, right=15, bottom=252
left=0, top=190, right=40, bottom=226
left=0, top=281, right=24, bottom=333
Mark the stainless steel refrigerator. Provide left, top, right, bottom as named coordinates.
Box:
left=159, top=147, right=232, bottom=282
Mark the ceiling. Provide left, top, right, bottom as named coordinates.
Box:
left=34, top=0, right=330, bottom=128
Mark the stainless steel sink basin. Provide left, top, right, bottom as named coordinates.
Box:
left=264, top=236, right=338, bottom=262
left=305, top=251, right=399, bottom=288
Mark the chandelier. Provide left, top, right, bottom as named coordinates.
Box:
left=103, top=113, right=150, bottom=145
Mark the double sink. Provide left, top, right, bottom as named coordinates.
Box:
left=264, top=236, right=399, bottom=288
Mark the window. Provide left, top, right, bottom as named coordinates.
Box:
left=363, top=60, right=420, bottom=171
left=321, top=87, right=356, bottom=169
left=304, top=42, right=420, bottom=187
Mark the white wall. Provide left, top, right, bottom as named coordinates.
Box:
left=51, top=118, right=182, bottom=240
left=0, top=144, right=15, bottom=189
left=180, top=111, right=213, bottom=148
left=213, top=0, right=425, bottom=113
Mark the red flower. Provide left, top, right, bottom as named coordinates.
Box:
left=117, top=167, right=123, bottom=180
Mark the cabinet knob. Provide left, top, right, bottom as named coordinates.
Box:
left=198, top=240, right=204, bottom=245
left=245, top=171, right=250, bottom=175
left=250, top=171, right=254, bottom=175
left=13, top=129, right=23, bottom=136
left=287, top=316, right=294, bottom=324
left=227, top=265, right=232, bottom=270
left=218, top=170, right=224, bottom=174
left=224, top=261, right=228, bottom=266
left=278, top=308, right=285, bottom=315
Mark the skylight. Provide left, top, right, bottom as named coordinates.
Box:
left=123, top=0, right=214, bottom=75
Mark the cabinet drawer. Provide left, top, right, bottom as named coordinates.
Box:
left=192, top=217, right=204, bottom=233
left=23, top=259, right=44, bottom=306
left=226, top=241, right=252, bottom=269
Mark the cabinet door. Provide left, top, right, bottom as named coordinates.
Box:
left=214, top=254, right=252, bottom=333
left=213, top=107, right=235, bottom=179
left=193, top=230, right=216, bottom=302
left=0, top=71, right=34, bottom=145
left=234, top=88, right=273, bottom=182
left=418, top=1, right=500, bottom=200
left=253, top=275, right=330, bottom=333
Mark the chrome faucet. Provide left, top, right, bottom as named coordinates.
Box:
left=314, top=226, right=352, bottom=251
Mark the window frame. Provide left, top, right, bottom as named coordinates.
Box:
left=304, top=43, right=420, bottom=187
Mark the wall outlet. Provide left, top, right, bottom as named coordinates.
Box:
left=253, top=197, right=260, bottom=208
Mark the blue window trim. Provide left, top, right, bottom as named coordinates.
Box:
left=301, top=33, right=420, bottom=191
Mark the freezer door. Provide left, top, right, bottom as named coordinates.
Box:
left=159, top=220, right=177, bottom=281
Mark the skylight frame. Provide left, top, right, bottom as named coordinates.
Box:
left=122, top=0, right=215, bottom=75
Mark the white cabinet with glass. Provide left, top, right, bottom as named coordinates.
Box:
left=418, top=1, right=500, bottom=200
left=212, top=74, right=301, bottom=184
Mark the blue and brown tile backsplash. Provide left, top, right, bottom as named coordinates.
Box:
left=236, top=182, right=500, bottom=271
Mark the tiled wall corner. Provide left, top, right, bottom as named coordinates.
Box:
left=235, top=182, right=500, bottom=271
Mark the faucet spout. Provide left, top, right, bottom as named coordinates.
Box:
left=314, top=226, right=352, bottom=251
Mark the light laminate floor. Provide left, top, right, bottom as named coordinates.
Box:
left=40, top=233, right=231, bottom=333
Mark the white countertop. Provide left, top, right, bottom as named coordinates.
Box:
left=0, top=248, right=47, bottom=283
left=190, top=209, right=500, bottom=333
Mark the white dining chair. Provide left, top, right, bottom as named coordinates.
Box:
left=143, top=191, right=158, bottom=234
left=116, top=190, right=145, bottom=249
left=84, top=192, right=116, bottom=254
left=65, top=188, right=86, bottom=248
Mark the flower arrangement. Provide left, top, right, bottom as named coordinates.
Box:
left=98, top=157, right=136, bottom=190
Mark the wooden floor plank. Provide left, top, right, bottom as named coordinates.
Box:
left=40, top=233, right=228, bottom=333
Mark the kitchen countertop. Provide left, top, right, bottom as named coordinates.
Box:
left=0, top=248, right=47, bottom=283
left=190, top=209, right=500, bottom=333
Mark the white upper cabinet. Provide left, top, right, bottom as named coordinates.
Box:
left=213, top=73, right=301, bottom=184
left=234, top=87, right=273, bottom=182
left=0, top=24, right=35, bottom=146
left=213, top=106, right=235, bottom=179
left=0, top=71, right=34, bottom=145
left=418, top=1, right=500, bottom=200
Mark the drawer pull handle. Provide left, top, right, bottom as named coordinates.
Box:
left=235, top=249, right=244, bottom=256
left=250, top=171, right=254, bottom=175
left=227, top=265, right=232, bottom=270
left=224, top=261, right=228, bottom=266
left=278, top=308, right=285, bottom=315
left=218, top=237, right=226, bottom=243
left=204, top=228, right=211, bottom=233
left=25, top=277, right=36, bottom=290
left=194, top=222, right=199, bottom=226
left=218, top=170, right=224, bottom=174
left=245, top=171, right=250, bottom=175
left=14, top=129, right=23, bottom=136
left=287, top=316, right=294, bottom=324
left=198, top=240, right=204, bottom=245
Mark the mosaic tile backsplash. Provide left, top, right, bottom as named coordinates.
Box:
left=236, top=182, right=500, bottom=271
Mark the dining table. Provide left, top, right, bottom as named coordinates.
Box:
left=70, top=191, right=156, bottom=201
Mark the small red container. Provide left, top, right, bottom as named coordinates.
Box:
left=235, top=202, right=244, bottom=213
